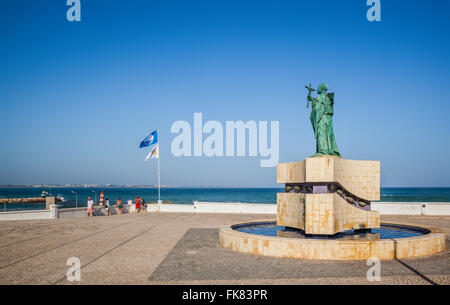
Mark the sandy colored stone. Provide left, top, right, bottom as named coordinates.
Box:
left=277, top=156, right=380, bottom=201
left=220, top=220, right=445, bottom=260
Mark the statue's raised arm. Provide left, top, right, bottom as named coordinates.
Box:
left=305, top=83, right=316, bottom=108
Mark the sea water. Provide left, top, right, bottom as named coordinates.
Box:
left=0, top=187, right=449, bottom=211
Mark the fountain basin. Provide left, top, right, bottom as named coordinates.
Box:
left=219, top=221, right=445, bottom=260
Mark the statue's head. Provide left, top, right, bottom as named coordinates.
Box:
left=317, top=83, right=328, bottom=94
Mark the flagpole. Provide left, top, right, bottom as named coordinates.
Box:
left=157, top=129, right=160, bottom=203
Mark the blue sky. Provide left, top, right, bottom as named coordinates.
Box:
left=1, top=0, right=449, bottom=187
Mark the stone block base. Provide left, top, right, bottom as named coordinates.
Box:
left=277, top=156, right=380, bottom=201
left=277, top=193, right=380, bottom=235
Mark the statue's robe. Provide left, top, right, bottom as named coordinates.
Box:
left=311, top=93, right=340, bottom=157
left=310, top=96, right=323, bottom=139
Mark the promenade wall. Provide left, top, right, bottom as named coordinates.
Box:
left=371, top=202, right=450, bottom=216
left=0, top=201, right=449, bottom=221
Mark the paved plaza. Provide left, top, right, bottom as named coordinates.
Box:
left=0, top=212, right=448, bottom=285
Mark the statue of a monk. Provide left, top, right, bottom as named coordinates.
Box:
left=305, top=83, right=341, bottom=157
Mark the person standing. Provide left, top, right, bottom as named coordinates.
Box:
left=135, top=196, right=140, bottom=213
left=87, top=197, right=94, bottom=217
left=116, top=197, right=123, bottom=215
left=105, top=197, right=111, bottom=216
left=141, top=198, right=146, bottom=213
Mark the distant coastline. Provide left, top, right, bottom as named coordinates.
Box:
left=0, top=185, right=281, bottom=189
left=0, top=185, right=171, bottom=189
left=1, top=185, right=449, bottom=189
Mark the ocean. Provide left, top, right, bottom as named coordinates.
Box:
left=0, top=187, right=450, bottom=212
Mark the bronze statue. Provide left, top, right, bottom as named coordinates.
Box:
left=305, top=83, right=341, bottom=157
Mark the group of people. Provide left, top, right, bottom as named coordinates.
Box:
left=86, top=196, right=147, bottom=217
left=133, top=196, right=147, bottom=214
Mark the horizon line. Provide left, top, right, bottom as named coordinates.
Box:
left=0, top=185, right=449, bottom=189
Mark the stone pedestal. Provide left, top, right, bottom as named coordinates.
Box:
left=277, top=156, right=380, bottom=235
left=220, top=155, right=445, bottom=260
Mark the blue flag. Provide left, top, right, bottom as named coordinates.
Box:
left=139, top=130, right=158, bottom=148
